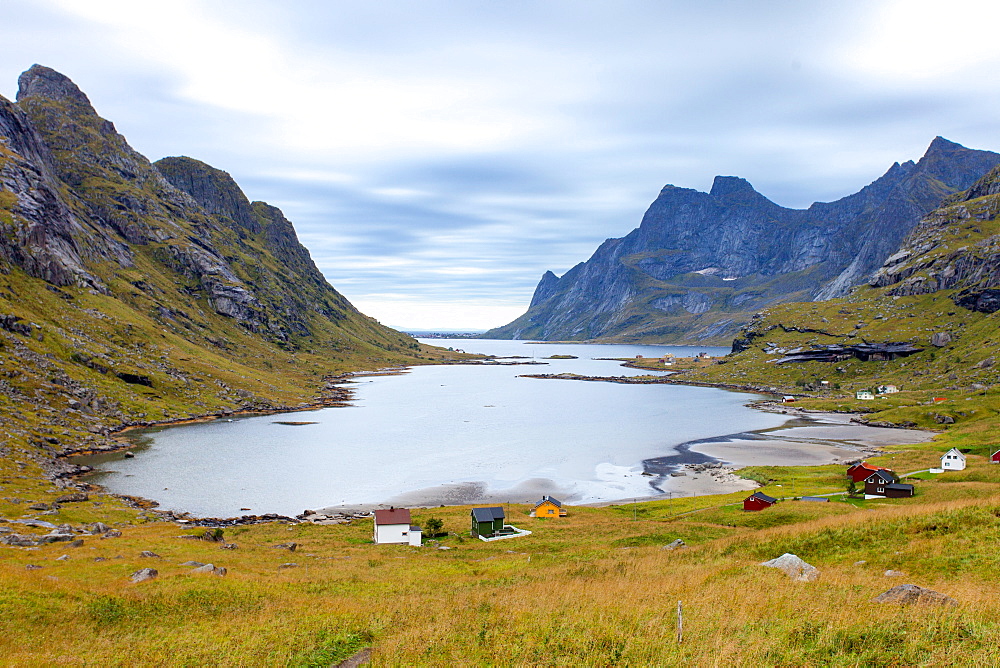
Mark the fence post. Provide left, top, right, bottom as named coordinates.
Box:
left=677, top=600, right=683, bottom=644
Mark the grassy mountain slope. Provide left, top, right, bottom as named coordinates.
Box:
left=0, top=65, right=455, bottom=502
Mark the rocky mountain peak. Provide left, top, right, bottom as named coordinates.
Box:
left=709, top=175, right=758, bottom=199
left=16, top=65, right=93, bottom=109
left=154, top=157, right=261, bottom=235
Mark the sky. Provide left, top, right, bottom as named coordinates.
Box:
left=2, top=1, right=1000, bottom=330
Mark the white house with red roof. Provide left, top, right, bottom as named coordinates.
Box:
left=373, top=508, right=422, bottom=546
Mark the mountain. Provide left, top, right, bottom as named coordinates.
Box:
left=486, top=138, right=1000, bottom=344
left=0, top=65, right=439, bottom=480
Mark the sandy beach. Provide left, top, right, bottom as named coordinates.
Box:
left=317, top=408, right=938, bottom=514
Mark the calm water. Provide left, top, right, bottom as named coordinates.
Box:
left=79, top=340, right=791, bottom=516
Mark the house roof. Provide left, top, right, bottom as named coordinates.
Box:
left=533, top=495, right=562, bottom=508
left=943, top=448, right=966, bottom=459
left=864, top=470, right=896, bottom=484
left=471, top=506, right=505, bottom=522
left=373, top=508, right=411, bottom=525
left=800, top=496, right=829, bottom=502
left=748, top=491, right=777, bottom=504
left=885, top=484, right=914, bottom=492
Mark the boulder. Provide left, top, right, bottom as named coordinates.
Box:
left=873, top=584, right=956, bottom=606
left=272, top=542, right=297, bottom=552
left=88, top=522, right=111, bottom=535
left=56, top=492, right=89, bottom=503
left=181, top=561, right=206, bottom=567
left=139, top=551, right=161, bottom=558
left=761, top=553, right=819, bottom=582
left=662, top=539, right=686, bottom=550
left=130, top=568, right=158, bottom=583
left=1, top=534, right=39, bottom=547
left=191, top=563, right=226, bottom=576
left=931, top=332, right=953, bottom=347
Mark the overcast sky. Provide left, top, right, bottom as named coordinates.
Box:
left=3, top=1, right=1000, bottom=330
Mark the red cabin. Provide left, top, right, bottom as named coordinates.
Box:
left=743, top=491, right=777, bottom=511
left=847, top=462, right=891, bottom=483
left=991, top=450, right=1000, bottom=464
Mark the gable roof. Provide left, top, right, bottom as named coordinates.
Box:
left=885, top=483, right=914, bottom=492
left=747, top=491, right=777, bottom=504
left=943, top=448, right=966, bottom=459
left=373, top=508, right=411, bottom=525
left=864, top=470, right=896, bottom=484
left=533, top=495, right=562, bottom=508
left=471, top=506, right=505, bottom=522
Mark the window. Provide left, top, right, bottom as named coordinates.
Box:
left=878, top=487, right=884, bottom=493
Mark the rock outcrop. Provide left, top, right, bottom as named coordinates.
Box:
left=869, top=165, right=1000, bottom=313
left=487, top=138, right=999, bottom=343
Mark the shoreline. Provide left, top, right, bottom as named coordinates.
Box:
left=61, top=365, right=939, bottom=524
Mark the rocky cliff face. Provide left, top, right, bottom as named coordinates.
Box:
left=2, top=65, right=403, bottom=348
left=487, top=138, right=1000, bottom=343
left=869, top=164, right=1000, bottom=312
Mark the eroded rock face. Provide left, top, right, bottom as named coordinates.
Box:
left=869, top=165, right=1000, bottom=313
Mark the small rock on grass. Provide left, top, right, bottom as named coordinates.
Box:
left=662, top=539, right=686, bottom=550
left=130, top=568, right=158, bottom=583
left=884, top=569, right=905, bottom=577
left=278, top=562, right=298, bottom=569
left=191, top=563, right=226, bottom=576
left=139, top=551, right=161, bottom=558
left=874, top=584, right=957, bottom=606
left=181, top=561, right=205, bottom=567
left=272, top=542, right=297, bottom=552
left=55, top=555, right=69, bottom=561
left=761, top=553, right=819, bottom=582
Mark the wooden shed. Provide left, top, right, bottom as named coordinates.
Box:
left=991, top=449, right=1000, bottom=464
left=529, top=495, right=567, bottom=518
left=471, top=507, right=506, bottom=538
left=743, top=491, right=777, bottom=511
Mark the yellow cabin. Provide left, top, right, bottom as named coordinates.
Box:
left=529, top=495, right=567, bottom=518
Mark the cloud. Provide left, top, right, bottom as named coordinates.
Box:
left=3, top=0, right=1000, bottom=329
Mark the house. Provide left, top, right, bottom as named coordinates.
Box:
left=941, top=448, right=966, bottom=471
left=743, top=491, right=777, bottom=511
left=856, top=390, right=875, bottom=400
left=529, top=495, right=567, bottom=518
left=782, top=395, right=796, bottom=403
left=864, top=471, right=914, bottom=497
left=863, top=470, right=900, bottom=496
left=373, top=508, right=422, bottom=546
left=991, top=449, right=1000, bottom=464
left=471, top=507, right=506, bottom=538
left=877, top=384, right=899, bottom=394
left=847, top=462, right=892, bottom=483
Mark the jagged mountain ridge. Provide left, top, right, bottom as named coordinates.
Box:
left=486, top=138, right=1000, bottom=344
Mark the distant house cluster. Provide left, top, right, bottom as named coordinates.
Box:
left=856, top=384, right=900, bottom=400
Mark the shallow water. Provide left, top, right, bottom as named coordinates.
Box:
left=79, top=340, right=792, bottom=516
